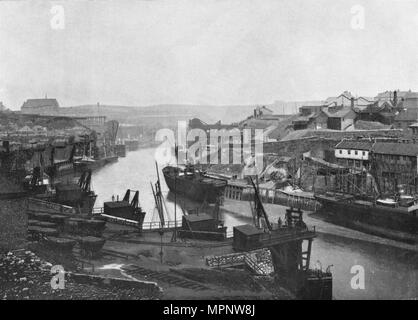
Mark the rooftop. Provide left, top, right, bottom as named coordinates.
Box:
left=323, top=107, right=355, bottom=118
left=335, top=139, right=374, bottom=151
left=234, top=224, right=264, bottom=236
left=22, top=99, right=59, bottom=109
left=372, top=142, right=418, bottom=156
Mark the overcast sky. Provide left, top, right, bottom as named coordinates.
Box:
left=0, top=0, right=417, bottom=109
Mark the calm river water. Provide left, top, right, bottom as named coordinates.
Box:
left=92, top=147, right=417, bottom=300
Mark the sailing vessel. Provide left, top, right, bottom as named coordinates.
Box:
left=162, top=164, right=227, bottom=203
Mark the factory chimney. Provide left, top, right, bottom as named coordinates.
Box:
left=393, top=90, right=398, bottom=106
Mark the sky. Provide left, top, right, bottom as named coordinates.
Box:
left=0, top=0, right=418, bottom=110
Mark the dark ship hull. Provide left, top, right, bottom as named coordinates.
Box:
left=102, top=190, right=146, bottom=230
left=74, top=156, right=118, bottom=172
left=163, top=166, right=227, bottom=203
left=315, top=194, right=418, bottom=240
left=36, top=190, right=97, bottom=215
left=54, top=191, right=97, bottom=214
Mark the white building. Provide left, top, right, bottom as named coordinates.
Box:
left=334, top=139, right=374, bottom=170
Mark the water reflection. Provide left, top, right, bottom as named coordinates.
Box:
left=92, top=147, right=417, bottom=300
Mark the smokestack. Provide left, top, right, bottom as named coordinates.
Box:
left=350, top=97, right=355, bottom=109
left=393, top=90, right=398, bottom=106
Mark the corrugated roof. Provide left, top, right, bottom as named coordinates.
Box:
left=372, top=142, right=418, bottom=156
left=335, top=140, right=374, bottom=151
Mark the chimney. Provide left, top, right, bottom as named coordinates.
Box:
left=350, top=97, right=355, bottom=109
left=393, top=90, right=398, bottom=106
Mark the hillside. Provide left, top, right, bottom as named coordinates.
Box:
left=0, top=112, right=83, bottom=130
left=58, top=101, right=307, bottom=126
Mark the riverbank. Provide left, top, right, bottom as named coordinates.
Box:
left=0, top=249, right=161, bottom=299
left=221, top=199, right=418, bottom=253
left=91, top=223, right=293, bottom=300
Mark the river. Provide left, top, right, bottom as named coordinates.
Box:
left=92, top=147, right=417, bottom=300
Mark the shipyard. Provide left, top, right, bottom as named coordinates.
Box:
left=0, top=0, right=417, bottom=304
left=1, top=89, right=417, bottom=300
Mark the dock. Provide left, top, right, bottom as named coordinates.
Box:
left=224, top=180, right=321, bottom=211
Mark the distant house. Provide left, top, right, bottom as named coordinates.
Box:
left=375, top=89, right=418, bottom=110
left=17, top=125, right=35, bottom=135
left=325, top=92, right=373, bottom=109
left=239, top=106, right=288, bottom=130
left=393, top=109, right=418, bottom=131
left=371, top=142, right=418, bottom=182
left=324, top=106, right=356, bottom=130
left=21, top=98, right=60, bottom=115
left=292, top=106, right=328, bottom=130
left=254, top=106, right=273, bottom=118
left=292, top=93, right=372, bottom=131
left=375, top=90, right=409, bottom=102
left=409, top=122, right=418, bottom=136
left=334, top=139, right=374, bottom=170
left=355, top=100, right=401, bottom=125
left=404, top=91, right=418, bottom=109
left=32, top=125, right=48, bottom=135
left=188, top=118, right=236, bottom=132
left=325, top=91, right=354, bottom=107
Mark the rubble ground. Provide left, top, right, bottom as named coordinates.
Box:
left=0, top=250, right=160, bottom=300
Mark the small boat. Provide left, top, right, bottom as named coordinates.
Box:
left=399, top=195, right=415, bottom=207
left=376, top=198, right=398, bottom=207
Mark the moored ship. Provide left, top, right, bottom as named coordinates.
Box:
left=35, top=170, right=97, bottom=214
left=314, top=193, right=418, bottom=240
left=162, top=165, right=227, bottom=203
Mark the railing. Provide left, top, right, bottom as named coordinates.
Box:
left=92, top=207, right=103, bottom=215
left=226, top=230, right=234, bottom=238
left=93, top=207, right=183, bottom=230
left=259, top=226, right=316, bottom=243
left=141, top=220, right=183, bottom=230
left=224, top=185, right=321, bottom=211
